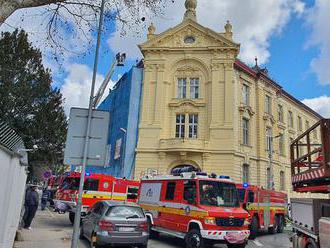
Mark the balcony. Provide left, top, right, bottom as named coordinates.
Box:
left=159, top=138, right=207, bottom=152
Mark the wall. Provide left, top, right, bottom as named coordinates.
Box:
left=73, top=66, right=143, bottom=179
left=0, top=145, right=27, bottom=248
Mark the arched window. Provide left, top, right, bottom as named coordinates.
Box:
left=242, top=164, right=249, bottom=183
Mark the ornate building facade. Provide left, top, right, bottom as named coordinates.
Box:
left=134, top=0, right=321, bottom=193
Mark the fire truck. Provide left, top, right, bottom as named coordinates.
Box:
left=45, top=174, right=68, bottom=206
left=54, top=172, right=140, bottom=223
left=138, top=170, right=250, bottom=248
left=290, top=119, right=330, bottom=248
left=236, top=184, right=287, bottom=239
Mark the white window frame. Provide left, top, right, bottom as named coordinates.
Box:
left=176, top=114, right=185, bottom=138
left=242, top=84, right=250, bottom=106
left=266, top=127, right=272, bottom=151
left=242, top=118, right=249, bottom=145
left=242, top=164, right=249, bottom=183
left=178, top=78, right=187, bottom=99
left=265, top=95, right=272, bottom=114
left=288, top=111, right=294, bottom=128
left=188, top=114, right=198, bottom=139
left=190, top=78, right=200, bottom=99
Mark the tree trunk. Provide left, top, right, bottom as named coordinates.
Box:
left=0, top=1, right=19, bottom=25
left=0, top=0, right=64, bottom=26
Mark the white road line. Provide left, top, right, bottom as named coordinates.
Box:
left=253, top=240, right=263, bottom=247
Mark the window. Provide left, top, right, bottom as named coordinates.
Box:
left=280, top=171, right=285, bottom=191
left=313, top=129, right=318, bottom=139
left=178, top=78, right=187, bottom=98
left=106, top=206, right=144, bottom=218
left=183, top=181, right=196, bottom=202
left=176, top=114, right=185, bottom=138
left=242, top=164, right=249, bottom=183
left=190, top=78, right=200, bottom=99
left=279, top=134, right=285, bottom=156
left=298, top=116, right=302, bottom=131
left=306, top=120, right=310, bottom=131
left=266, top=127, right=272, bottom=151
left=92, top=202, right=103, bottom=215
left=189, top=114, right=198, bottom=138
left=165, top=182, right=176, bottom=200
left=288, top=111, right=294, bottom=128
left=278, top=105, right=283, bottom=122
left=242, top=84, right=250, bottom=105
left=83, top=179, right=99, bottom=191
left=247, top=191, right=254, bottom=203
left=242, top=118, right=249, bottom=145
left=266, top=168, right=271, bottom=188
left=114, top=138, right=122, bottom=160
left=265, top=95, right=272, bottom=114
left=127, top=186, right=139, bottom=200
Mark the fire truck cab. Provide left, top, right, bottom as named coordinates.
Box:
left=54, top=172, right=140, bottom=224
left=236, top=184, right=287, bottom=239
left=139, top=171, right=250, bottom=248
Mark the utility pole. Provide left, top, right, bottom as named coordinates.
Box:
left=70, top=0, right=106, bottom=247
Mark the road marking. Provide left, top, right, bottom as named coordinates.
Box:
left=253, top=240, right=263, bottom=247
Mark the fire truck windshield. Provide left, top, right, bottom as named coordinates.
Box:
left=199, top=181, right=239, bottom=207
left=60, top=178, right=80, bottom=190
left=238, top=189, right=246, bottom=203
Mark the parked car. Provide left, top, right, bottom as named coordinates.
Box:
left=79, top=200, right=149, bottom=248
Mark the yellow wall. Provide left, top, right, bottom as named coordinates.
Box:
left=134, top=18, right=320, bottom=197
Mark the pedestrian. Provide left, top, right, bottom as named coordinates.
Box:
left=23, top=185, right=39, bottom=230
left=41, top=188, right=50, bottom=210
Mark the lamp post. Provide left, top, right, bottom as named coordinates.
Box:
left=120, top=128, right=127, bottom=178
left=268, top=134, right=281, bottom=190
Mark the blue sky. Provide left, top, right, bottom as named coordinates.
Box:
left=2, top=0, right=330, bottom=117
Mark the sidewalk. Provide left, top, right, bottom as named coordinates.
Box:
left=13, top=208, right=87, bottom=248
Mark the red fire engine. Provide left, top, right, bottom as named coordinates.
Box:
left=290, top=119, right=330, bottom=248
left=139, top=170, right=250, bottom=248
left=54, top=172, right=140, bottom=223
left=45, top=174, right=68, bottom=206
left=236, top=184, right=287, bottom=239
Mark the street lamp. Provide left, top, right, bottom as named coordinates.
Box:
left=120, top=128, right=127, bottom=178
left=268, top=134, right=281, bottom=190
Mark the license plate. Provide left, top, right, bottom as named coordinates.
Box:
left=119, top=227, right=135, bottom=232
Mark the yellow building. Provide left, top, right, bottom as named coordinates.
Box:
left=134, top=0, right=321, bottom=193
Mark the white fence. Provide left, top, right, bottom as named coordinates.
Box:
left=0, top=122, right=27, bottom=248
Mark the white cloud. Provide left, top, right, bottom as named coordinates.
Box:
left=108, top=0, right=305, bottom=65
left=61, top=63, right=114, bottom=116
left=302, top=95, right=330, bottom=118
left=305, top=0, right=330, bottom=85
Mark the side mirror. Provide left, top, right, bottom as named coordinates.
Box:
left=242, top=203, right=247, bottom=210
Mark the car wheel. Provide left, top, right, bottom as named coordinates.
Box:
left=276, top=215, right=284, bottom=233
left=268, top=216, right=277, bottom=234
left=227, top=242, right=247, bottom=248
left=69, top=212, right=75, bottom=225
left=306, top=238, right=318, bottom=248
left=249, top=216, right=258, bottom=239
left=185, top=229, right=205, bottom=248
left=138, top=243, right=148, bottom=248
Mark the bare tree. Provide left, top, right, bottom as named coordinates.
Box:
left=0, top=0, right=172, bottom=61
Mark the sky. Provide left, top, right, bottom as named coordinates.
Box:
left=1, top=0, right=330, bottom=118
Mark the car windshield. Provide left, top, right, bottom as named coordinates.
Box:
left=199, top=181, right=239, bottom=207
left=238, top=189, right=246, bottom=203
left=106, top=206, right=145, bottom=219
left=60, top=178, right=80, bottom=190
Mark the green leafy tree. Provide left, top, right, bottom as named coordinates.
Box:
left=0, top=29, right=67, bottom=181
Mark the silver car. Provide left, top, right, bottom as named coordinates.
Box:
left=80, top=201, right=149, bottom=248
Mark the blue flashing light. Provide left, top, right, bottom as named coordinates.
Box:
left=243, top=183, right=249, bottom=188
left=85, top=172, right=91, bottom=176
left=219, top=175, right=230, bottom=179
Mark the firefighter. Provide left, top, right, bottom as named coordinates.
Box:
left=41, top=188, right=50, bottom=210
left=23, top=185, right=39, bottom=229
left=201, top=184, right=218, bottom=205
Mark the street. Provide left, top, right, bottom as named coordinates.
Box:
left=14, top=209, right=292, bottom=248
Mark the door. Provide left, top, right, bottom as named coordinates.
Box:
left=263, top=195, right=271, bottom=229
left=179, top=180, right=197, bottom=232
left=84, top=202, right=102, bottom=238
left=160, top=181, right=178, bottom=230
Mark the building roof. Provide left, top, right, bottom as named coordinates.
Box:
left=234, top=59, right=323, bottom=119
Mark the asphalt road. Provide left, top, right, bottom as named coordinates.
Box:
left=15, top=209, right=292, bottom=248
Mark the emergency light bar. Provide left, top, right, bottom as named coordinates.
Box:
left=219, top=175, right=230, bottom=179
left=243, top=183, right=249, bottom=188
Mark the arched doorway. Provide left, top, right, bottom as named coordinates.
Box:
left=170, top=164, right=200, bottom=175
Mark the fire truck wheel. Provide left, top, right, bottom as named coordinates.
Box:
left=185, top=229, right=206, bottom=248
left=227, top=243, right=247, bottom=248
left=306, top=238, right=318, bottom=248
left=249, top=216, right=258, bottom=239
left=276, top=215, right=284, bottom=233
left=69, top=212, right=75, bottom=225
left=268, top=216, right=277, bottom=234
